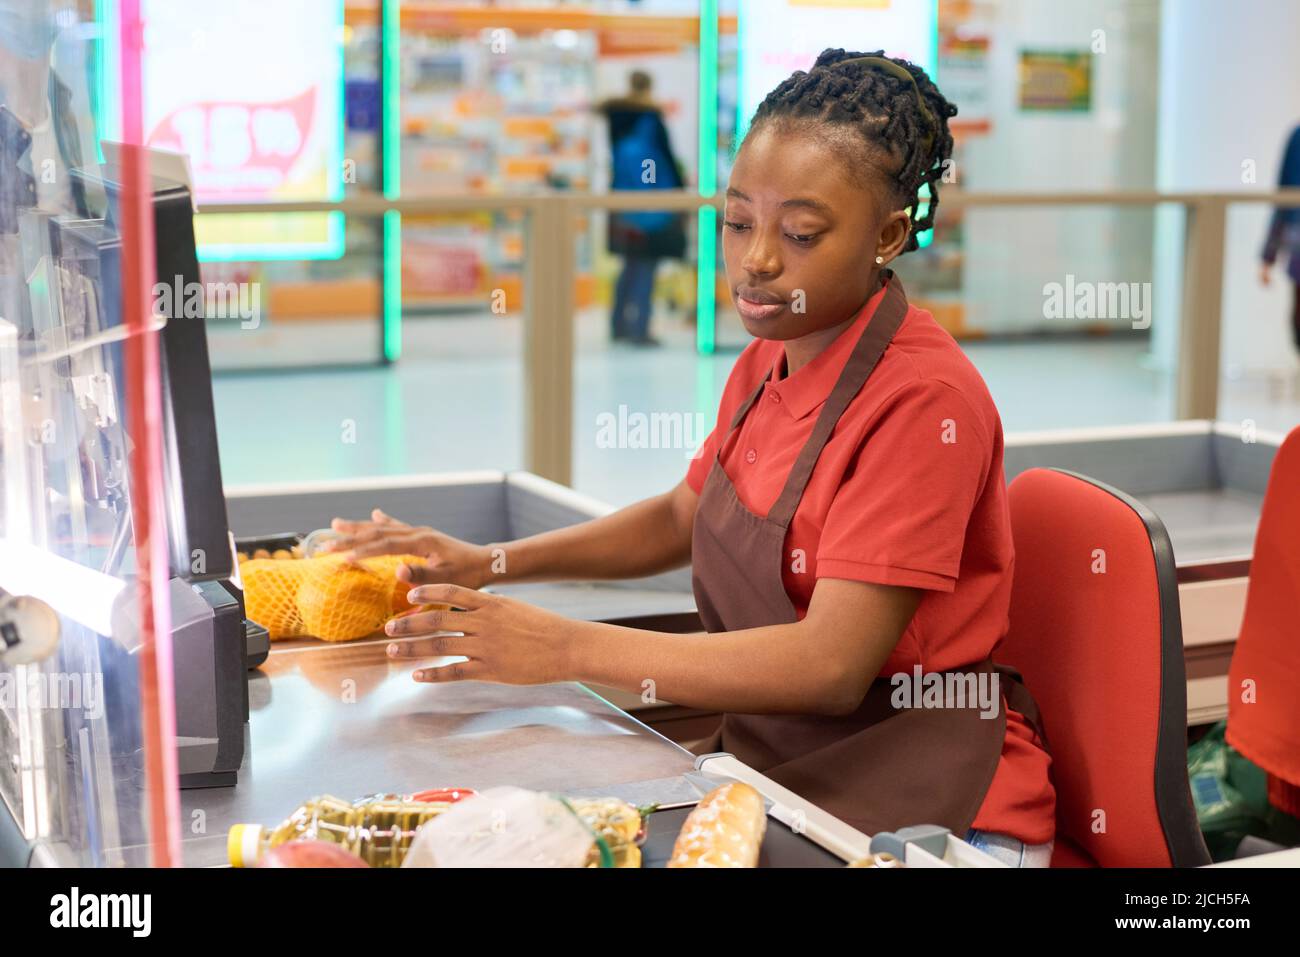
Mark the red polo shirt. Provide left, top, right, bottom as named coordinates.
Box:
left=686, top=280, right=1056, bottom=845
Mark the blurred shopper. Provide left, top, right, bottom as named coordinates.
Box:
left=1260, top=123, right=1300, bottom=354
left=597, top=71, right=686, bottom=346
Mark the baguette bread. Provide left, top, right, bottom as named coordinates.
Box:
left=667, top=782, right=766, bottom=868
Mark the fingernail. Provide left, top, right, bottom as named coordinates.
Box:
left=406, top=589, right=420, bottom=604
left=385, top=621, right=397, bottom=635
left=414, top=670, right=428, bottom=681
left=387, top=642, right=400, bottom=656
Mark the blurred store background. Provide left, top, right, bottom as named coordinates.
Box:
left=44, top=0, right=1300, bottom=503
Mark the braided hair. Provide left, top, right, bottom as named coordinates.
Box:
left=748, top=48, right=957, bottom=253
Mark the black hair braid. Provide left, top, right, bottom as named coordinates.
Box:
left=750, top=48, right=957, bottom=253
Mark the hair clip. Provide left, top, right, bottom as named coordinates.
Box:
left=839, top=56, right=937, bottom=156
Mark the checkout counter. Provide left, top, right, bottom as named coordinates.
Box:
left=0, top=5, right=1290, bottom=871
left=0, top=161, right=1290, bottom=870
left=198, top=470, right=980, bottom=869
left=0, top=163, right=1003, bottom=870
left=5, top=461, right=1002, bottom=868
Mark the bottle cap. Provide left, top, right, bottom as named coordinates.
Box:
left=227, top=824, right=264, bottom=867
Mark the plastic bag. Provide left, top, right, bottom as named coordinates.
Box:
left=1189, top=720, right=1271, bottom=860
left=401, top=787, right=598, bottom=868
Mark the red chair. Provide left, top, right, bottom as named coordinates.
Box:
left=1000, top=468, right=1210, bottom=867
left=1227, top=426, right=1300, bottom=817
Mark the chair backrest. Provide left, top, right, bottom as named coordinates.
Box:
left=1001, top=468, right=1209, bottom=867
left=1227, top=426, right=1300, bottom=785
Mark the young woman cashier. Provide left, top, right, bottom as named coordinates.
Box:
left=327, top=50, right=1056, bottom=867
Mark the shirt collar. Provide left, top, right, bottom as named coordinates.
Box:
left=766, top=279, right=893, bottom=421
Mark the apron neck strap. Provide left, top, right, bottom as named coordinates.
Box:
left=766, top=270, right=909, bottom=528
left=727, top=372, right=770, bottom=431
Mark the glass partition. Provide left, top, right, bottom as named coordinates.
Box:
left=1, top=0, right=172, bottom=866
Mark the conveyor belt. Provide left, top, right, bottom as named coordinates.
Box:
left=1141, top=488, right=1262, bottom=564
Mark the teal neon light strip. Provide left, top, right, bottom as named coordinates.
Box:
left=95, top=0, right=122, bottom=154
left=734, top=0, right=748, bottom=146
left=696, top=0, right=719, bottom=356
left=930, top=0, right=940, bottom=76
left=696, top=207, right=717, bottom=355
left=383, top=210, right=401, bottom=362
left=382, top=0, right=401, bottom=201
left=697, top=1, right=718, bottom=197
left=325, top=0, right=348, bottom=258
left=381, top=0, right=402, bottom=362
left=918, top=0, right=938, bottom=250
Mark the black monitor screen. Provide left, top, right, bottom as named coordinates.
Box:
left=54, top=167, right=234, bottom=583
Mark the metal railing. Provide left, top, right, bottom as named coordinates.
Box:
left=198, top=188, right=1300, bottom=486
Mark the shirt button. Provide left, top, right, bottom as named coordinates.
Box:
left=769, top=391, right=782, bottom=404
left=745, top=448, right=758, bottom=464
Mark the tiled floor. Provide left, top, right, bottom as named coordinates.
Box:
left=211, top=309, right=1300, bottom=507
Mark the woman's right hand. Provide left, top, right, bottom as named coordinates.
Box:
left=323, top=509, right=494, bottom=590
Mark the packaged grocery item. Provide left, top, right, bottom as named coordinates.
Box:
left=408, top=787, right=477, bottom=803
left=240, top=557, right=308, bottom=638
left=300, top=527, right=341, bottom=558
left=667, top=782, right=766, bottom=868
left=568, top=795, right=647, bottom=868
left=296, top=559, right=393, bottom=640
left=258, top=840, right=371, bottom=868
left=228, top=792, right=469, bottom=868
left=1188, top=719, right=1300, bottom=860
left=238, top=552, right=442, bottom=641
left=401, top=787, right=648, bottom=868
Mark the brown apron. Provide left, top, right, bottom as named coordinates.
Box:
left=691, top=270, right=1044, bottom=837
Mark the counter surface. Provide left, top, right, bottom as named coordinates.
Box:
left=175, top=637, right=698, bottom=867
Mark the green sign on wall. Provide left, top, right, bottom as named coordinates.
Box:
left=1018, top=50, right=1092, bottom=113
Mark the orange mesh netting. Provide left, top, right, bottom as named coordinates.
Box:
left=240, top=553, right=444, bottom=642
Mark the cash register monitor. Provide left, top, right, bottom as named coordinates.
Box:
left=52, top=168, right=248, bottom=787
left=56, top=167, right=234, bottom=584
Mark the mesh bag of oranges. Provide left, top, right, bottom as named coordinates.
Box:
left=239, top=552, right=446, bottom=643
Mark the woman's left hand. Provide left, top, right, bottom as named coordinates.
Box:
left=383, top=584, right=582, bottom=685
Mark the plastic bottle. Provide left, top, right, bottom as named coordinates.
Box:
left=228, top=793, right=463, bottom=868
